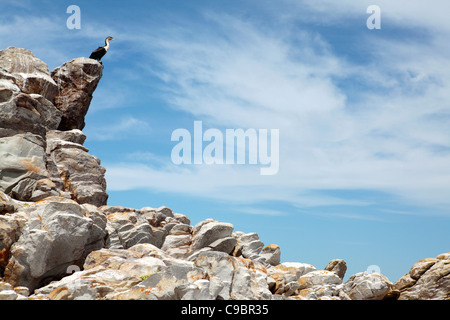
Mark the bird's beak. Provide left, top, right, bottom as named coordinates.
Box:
left=112, top=38, right=117, bottom=41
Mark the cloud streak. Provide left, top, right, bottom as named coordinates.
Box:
left=3, top=2, right=449, bottom=215
left=103, top=4, right=450, bottom=214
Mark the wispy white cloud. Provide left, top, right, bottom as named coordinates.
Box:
left=3, top=2, right=449, bottom=215
left=87, top=116, right=151, bottom=141
left=103, top=4, right=450, bottom=214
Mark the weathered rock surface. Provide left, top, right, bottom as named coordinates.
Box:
left=3, top=197, right=107, bottom=291
left=324, top=259, right=347, bottom=280
left=342, top=272, right=392, bottom=300
left=0, top=47, right=448, bottom=300
left=46, top=129, right=108, bottom=206
left=0, top=47, right=107, bottom=206
left=51, top=58, right=103, bottom=131
left=0, top=47, right=57, bottom=102
left=392, top=253, right=450, bottom=300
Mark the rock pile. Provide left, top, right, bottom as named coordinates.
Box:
left=0, top=47, right=107, bottom=206
left=0, top=47, right=448, bottom=300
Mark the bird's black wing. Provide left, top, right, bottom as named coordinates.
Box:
left=89, top=46, right=106, bottom=59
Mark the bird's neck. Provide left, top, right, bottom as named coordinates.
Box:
left=104, top=39, right=110, bottom=51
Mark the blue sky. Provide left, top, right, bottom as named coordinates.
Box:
left=1, top=0, right=450, bottom=281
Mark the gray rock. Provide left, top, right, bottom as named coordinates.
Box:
left=342, top=272, right=391, bottom=300
left=139, top=264, right=207, bottom=300
left=267, top=262, right=316, bottom=296
left=4, top=198, right=103, bottom=291
left=324, top=259, right=347, bottom=280
left=51, top=58, right=103, bottom=130
left=82, top=204, right=107, bottom=256
left=207, top=237, right=237, bottom=254
left=46, top=133, right=108, bottom=206
left=298, top=270, right=343, bottom=290
left=0, top=47, right=57, bottom=102
left=190, top=220, right=234, bottom=252
left=0, top=198, right=28, bottom=272
left=46, top=129, right=86, bottom=146
left=260, top=244, right=281, bottom=266
left=0, top=133, right=56, bottom=201
left=193, top=251, right=272, bottom=300
left=105, top=207, right=166, bottom=249
left=175, top=279, right=223, bottom=300
left=169, top=223, right=192, bottom=235
left=162, top=234, right=192, bottom=251
left=0, top=290, right=18, bottom=300
left=394, top=253, right=450, bottom=300
left=232, top=232, right=264, bottom=259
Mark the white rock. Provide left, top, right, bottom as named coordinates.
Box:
left=191, top=220, right=234, bottom=252
left=343, top=272, right=391, bottom=300
left=4, top=198, right=100, bottom=291
left=0, top=290, right=18, bottom=300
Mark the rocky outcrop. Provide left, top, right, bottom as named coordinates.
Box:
left=3, top=197, right=106, bottom=291
left=391, top=253, right=450, bottom=300
left=51, top=58, right=103, bottom=131
left=0, top=47, right=107, bottom=205
left=0, top=47, right=448, bottom=300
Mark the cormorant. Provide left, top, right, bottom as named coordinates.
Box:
left=89, top=36, right=117, bottom=62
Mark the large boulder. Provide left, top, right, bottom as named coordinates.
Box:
left=342, top=272, right=391, bottom=300
left=0, top=92, right=61, bottom=138
left=324, top=259, right=347, bottom=280
left=190, top=220, right=234, bottom=252
left=393, top=253, right=450, bottom=300
left=0, top=133, right=60, bottom=201
left=0, top=47, right=57, bottom=102
left=4, top=197, right=107, bottom=291
left=51, top=58, right=103, bottom=130
left=46, top=129, right=108, bottom=206
left=193, top=251, right=272, bottom=300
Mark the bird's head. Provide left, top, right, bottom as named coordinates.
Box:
left=106, top=36, right=117, bottom=41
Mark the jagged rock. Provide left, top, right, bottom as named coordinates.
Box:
left=104, top=207, right=166, bottom=250
left=296, top=270, right=343, bottom=299
left=82, top=204, right=107, bottom=256
left=393, top=253, right=450, bottom=300
left=0, top=47, right=57, bottom=102
left=51, top=58, right=103, bottom=130
left=162, top=234, right=192, bottom=258
left=267, top=262, right=316, bottom=296
left=0, top=202, right=28, bottom=273
left=193, top=251, right=271, bottom=300
left=0, top=92, right=62, bottom=138
left=169, top=223, right=192, bottom=235
left=175, top=279, right=223, bottom=300
left=324, top=259, right=347, bottom=280
left=232, top=232, right=264, bottom=260
left=4, top=197, right=106, bottom=291
left=0, top=281, right=28, bottom=300
left=207, top=237, right=237, bottom=255
left=190, top=220, right=234, bottom=252
left=46, top=129, right=86, bottom=146
left=342, top=272, right=391, bottom=300
left=0, top=133, right=60, bottom=201
left=138, top=264, right=207, bottom=300
left=260, top=244, right=281, bottom=266
left=0, top=48, right=107, bottom=206
left=46, top=129, right=108, bottom=206
left=0, top=190, right=24, bottom=214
